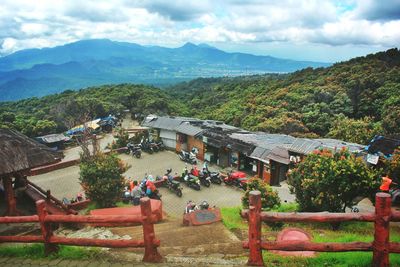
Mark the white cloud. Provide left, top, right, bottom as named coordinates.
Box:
left=1, top=38, right=17, bottom=54
left=0, top=0, right=398, bottom=57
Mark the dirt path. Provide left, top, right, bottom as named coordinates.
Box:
left=110, top=218, right=245, bottom=257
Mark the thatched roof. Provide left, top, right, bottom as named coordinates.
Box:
left=0, top=129, right=63, bottom=176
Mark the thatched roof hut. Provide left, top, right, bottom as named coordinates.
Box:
left=0, top=129, right=63, bottom=176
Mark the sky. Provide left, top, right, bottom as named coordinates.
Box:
left=0, top=0, right=399, bottom=62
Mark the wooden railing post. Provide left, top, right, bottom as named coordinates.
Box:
left=36, top=200, right=59, bottom=255
left=140, top=197, right=162, bottom=263
left=3, top=176, right=18, bottom=216
left=373, top=192, right=391, bottom=267
left=247, top=190, right=264, bottom=266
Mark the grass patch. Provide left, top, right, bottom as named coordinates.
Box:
left=271, top=202, right=299, bottom=212
left=83, top=202, right=98, bottom=214
left=0, top=244, right=100, bottom=260
left=220, top=206, right=247, bottom=230
left=220, top=204, right=400, bottom=266
left=115, top=201, right=132, bottom=207
left=263, top=251, right=400, bottom=267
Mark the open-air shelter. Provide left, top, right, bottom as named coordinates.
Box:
left=0, top=129, right=62, bottom=216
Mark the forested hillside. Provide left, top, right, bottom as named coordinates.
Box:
left=0, top=84, right=188, bottom=137
left=0, top=48, right=399, bottom=144
left=169, top=48, right=400, bottom=144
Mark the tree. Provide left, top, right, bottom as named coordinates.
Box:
left=79, top=153, right=129, bottom=208
left=242, top=177, right=281, bottom=210
left=287, top=148, right=381, bottom=212
left=383, top=149, right=400, bottom=182
left=327, top=114, right=383, bottom=144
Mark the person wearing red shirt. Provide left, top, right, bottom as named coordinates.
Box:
left=380, top=175, right=392, bottom=192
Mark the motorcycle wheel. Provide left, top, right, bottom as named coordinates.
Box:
left=135, top=153, right=141, bottom=159
left=193, top=184, right=201, bottom=191
left=203, top=180, right=211, bottom=187
left=224, top=179, right=233, bottom=186
left=176, top=189, right=183, bottom=197
left=148, top=149, right=154, bottom=154
left=213, top=178, right=222, bottom=185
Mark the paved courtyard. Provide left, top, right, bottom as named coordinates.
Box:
left=29, top=150, right=296, bottom=217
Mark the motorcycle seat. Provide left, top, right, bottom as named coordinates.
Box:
left=171, top=180, right=180, bottom=185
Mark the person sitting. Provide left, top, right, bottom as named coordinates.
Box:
left=145, top=177, right=157, bottom=197
left=185, top=200, right=197, bottom=214
left=192, top=166, right=199, bottom=177
left=131, top=181, right=142, bottom=206
left=129, top=178, right=134, bottom=192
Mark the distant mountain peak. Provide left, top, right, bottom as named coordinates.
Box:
left=0, top=39, right=331, bottom=101
left=181, top=42, right=198, bottom=48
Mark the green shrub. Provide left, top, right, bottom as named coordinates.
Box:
left=288, top=148, right=381, bottom=212
left=242, top=177, right=281, bottom=210
left=79, top=152, right=129, bottom=208
left=112, top=128, right=130, bottom=149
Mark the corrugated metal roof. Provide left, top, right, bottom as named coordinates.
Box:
left=316, top=138, right=364, bottom=153
left=249, top=146, right=290, bottom=165
left=268, top=147, right=290, bottom=164
left=36, top=134, right=71, bottom=144
left=175, top=123, right=203, bottom=136
left=142, top=117, right=183, bottom=131
left=287, top=138, right=323, bottom=154
left=250, top=147, right=272, bottom=162
left=230, top=133, right=295, bottom=151
left=288, top=138, right=364, bottom=155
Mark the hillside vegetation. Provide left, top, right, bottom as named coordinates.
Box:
left=0, top=84, right=188, bottom=137
left=0, top=48, right=399, bottom=144
left=169, top=48, right=400, bottom=144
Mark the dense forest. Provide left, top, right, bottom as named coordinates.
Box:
left=0, top=48, right=399, bottom=144
left=169, top=48, right=400, bottom=144
left=0, top=84, right=188, bottom=137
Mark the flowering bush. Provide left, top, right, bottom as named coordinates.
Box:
left=242, top=177, right=281, bottom=210
left=288, top=148, right=381, bottom=212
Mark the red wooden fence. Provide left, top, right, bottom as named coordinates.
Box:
left=241, top=191, right=400, bottom=267
left=0, top=197, right=162, bottom=263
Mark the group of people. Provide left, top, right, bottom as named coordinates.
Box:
left=185, top=200, right=211, bottom=214
left=124, top=174, right=159, bottom=205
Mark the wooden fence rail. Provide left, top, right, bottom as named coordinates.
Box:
left=242, top=191, right=397, bottom=267
left=0, top=197, right=162, bottom=263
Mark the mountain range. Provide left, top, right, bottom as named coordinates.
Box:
left=0, top=39, right=330, bottom=101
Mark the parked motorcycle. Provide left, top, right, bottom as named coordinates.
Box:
left=148, top=141, right=160, bottom=152
left=179, top=150, right=197, bottom=164
left=140, top=140, right=154, bottom=154
left=224, top=170, right=248, bottom=190
left=127, top=142, right=142, bottom=158
left=181, top=167, right=201, bottom=191
left=162, top=169, right=183, bottom=197
left=155, top=141, right=166, bottom=151
left=202, top=166, right=222, bottom=185
left=191, top=167, right=211, bottom=187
